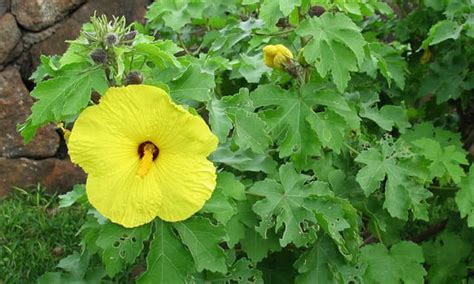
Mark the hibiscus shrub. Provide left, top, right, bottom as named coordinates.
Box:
left=21, top=1, right=474, bottom=283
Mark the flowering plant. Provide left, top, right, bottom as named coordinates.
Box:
left=20, top=1, right=474, bottom=283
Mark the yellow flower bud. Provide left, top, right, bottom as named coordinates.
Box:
left=263, top=44, right=293, bottom=69
left=57, top=123, right=71, bottom=143
left=420, top=48, right=432, bottom=64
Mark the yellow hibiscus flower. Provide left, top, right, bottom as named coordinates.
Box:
left=68, top=85, right=218, bottom=228
left=263, top=44, right=294, bottom=69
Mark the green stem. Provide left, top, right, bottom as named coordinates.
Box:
left=343, top=142, right=361, bottom=155
left=254, top=29, right=294, bottom=37
left=245, top=191, right=265, bottom=198
left=177, top=33, right=190, bottom=54
left=427, top=185, right=458, bottom=191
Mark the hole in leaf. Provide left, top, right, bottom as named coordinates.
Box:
left=113, top=241, right=120, bottom=248
left=131, top=237, right=137, bottom=242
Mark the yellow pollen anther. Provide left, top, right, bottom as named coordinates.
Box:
left=137, top=143, right=157, bottom=178
left=57, top=123, right=71, bottom=143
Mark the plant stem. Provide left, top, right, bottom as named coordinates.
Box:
left=409, top=219, right=448, bottom=243
left=245, top=191, right=265, bottom=198
left=254, top=29, right=294, bottom=37
left=177, top=33, right=190, bottom=54
left=343, top=142, right=361, bottom=155
left=427, top=185, right=458, bottom=191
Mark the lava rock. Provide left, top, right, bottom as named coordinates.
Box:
left=0, top=13, right=21, bottom=64
left=0, top=67, right=59, bottom=158
left=11, top=0, right=85, bottom=31
left=0, top=157, right=86, bottom=197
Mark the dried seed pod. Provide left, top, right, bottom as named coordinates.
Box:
left=308, top=6, right=326, bottom=17
left=104, top=32, right=119, bottom=47
left=90, top=48, right=108, bottom=64
left=276, top=17, right=290, bottom=28
left=124, top=71, right=144, bottom=85
left=123, top=30, right=137, bottom=42
left=240, top=14, right=249, bottom=21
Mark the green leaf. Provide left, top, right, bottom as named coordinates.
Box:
left=355, top=145, right=432, bottom=220
left=306, top=196, right=361, bottom=261
left=360, top=104, right=411, bottom=133
left=226, top=213, right=246, bottom=248
left=168, top=64, right=215, bottom=102
left=30, top=55, right=61, bottom=83
left=137, top=220, right=194, bottom=284
left=19, top=64, right=108, bottom=143
left=309, top=86, right=360, bottom=129
left=205, top=258, right=264, bottom=283
left=225, top=258, right=263, bottom=283
left=207, top=97, right=232, bottom=143
left=224, top=199, right=258, bottom=249
left=250, top=84, right=322, bottom=165
left=307, top=109, right=347, bottom=154
left=361, top=241, right=427, bottom=284
left=174, top=216, right=227, bottom=273
left=96, top=223, right=152, bottom=277
left=455, top=165, right=474, bottom=227
left=216, top=171, right=246, bottom=201
left=249, top=163, right=320, bottom=247
left=260, top=0, right=284, bottom=28
left=223, top=89, right=271, bottom=153
left=296, top=13, right=366, bottom=92
left=202, top=171, right=246, bottom=226
left=411, top=138, right=468, bottom=183
left=135, top=43, right=181, bottom=69
left=58, top=184, right=86, bottom=208
left=294, top=236, right=338, bottom=284
left=202, top=190, right=236, bottom=225
left=402, top=122, right=464, bottom=150
left=240, top=227, right=281, bottom=263
left=362, top=42, right=407, bottom=89
left=417, top=49, right=469, bottom=104
left=422, top=20, right=462, bottom=48
left=294, top=235, right=363, bottom=284
left=56, top=252, right=91, bottom=279
left=422, top=232, right=472, bottom=284
left=60, top=41, right=89, bottom=67
left=211, top=145, right=277, bottom=174
left=237, top=53, right=270, bottom=83
left=38, top=251, right=106, bottom=283
left=146, top=0, right=206, bottom=31
left=279, top=0, right=301, bottom=16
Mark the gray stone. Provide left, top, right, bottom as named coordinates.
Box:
left=0, top=67, right=59, bottom=158
left=0, top=0, right=10, bottom=17
left=0, top=13, right=21, bottom=64
left=0, top=157, right=86, bottom=197
left=11, top=0, right=85, bottom=31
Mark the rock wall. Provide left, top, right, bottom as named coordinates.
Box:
left=0, top=0, right=152, bottom=197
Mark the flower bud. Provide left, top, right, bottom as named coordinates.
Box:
left=90, top=48, right=108, bottom=64
left=297, top=47, right=308, bottom=66
left=123, top=30, right=137, bottom=42
left=308, top=6, right=326, bottom=17
left=420, top=48, right=432, bottom=64
left=104, top=32, right=119, bottom=47
left=124, top=71, right=144, bottom=85
left=263, top=44, right=293, bottom=69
